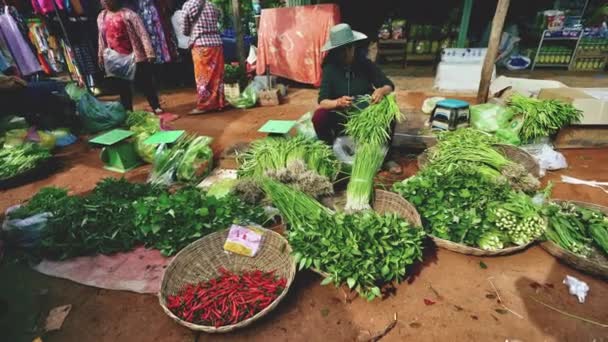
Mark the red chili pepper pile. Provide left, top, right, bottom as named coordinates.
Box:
left=166, top=268, right=287, bottom=327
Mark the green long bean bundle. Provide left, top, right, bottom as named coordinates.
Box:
left=508, top=94, right=582, bottom=143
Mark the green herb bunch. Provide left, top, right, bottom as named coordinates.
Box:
left=0, top=143, right=51, bottom=180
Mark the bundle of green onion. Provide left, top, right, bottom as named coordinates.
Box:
left=0, top=143, right=52, bottom=180
left=237, top=136, right=340, bottom=181
left=508, top=94, right=582, bottom=143
left=344, top=94, right=403, bottom=145
left=345, top=143, right=386, bottom=212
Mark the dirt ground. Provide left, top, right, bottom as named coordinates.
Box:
left=1, top=71, right=608, bottom=342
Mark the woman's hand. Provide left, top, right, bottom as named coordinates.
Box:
left=335, top=96, right=353, bottom=109
left=371, top=85, right=393, bottom=104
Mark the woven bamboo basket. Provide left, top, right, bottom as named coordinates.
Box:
left=417, top=144, right=541, bottom=178
left=158, top=228, right=296, bottom=333
left=311, top=189, right=423, bottom=278
left=430, top=236, right=535, bottom=257
left=540, top=200, right=608, bottom=279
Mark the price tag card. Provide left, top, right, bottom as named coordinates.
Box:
left=223, top=225, right=264, bottom=257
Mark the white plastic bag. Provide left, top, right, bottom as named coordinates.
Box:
left=333, top=136, right=356, bottom=166
left=295, top=112, right=317, bottom=139
left=2, top=205, right=50, bottom=249
left=103, top=48, right=136, bottom=81
left=421, top=97, right=445, bottom=114
left=563, top=275, right=589, bottom=303
left=520, top=142, right=567, bottom=177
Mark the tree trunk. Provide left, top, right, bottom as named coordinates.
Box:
left=231, top=0, right=246, bottom=67
left=477, top=0, right=510, bottom=103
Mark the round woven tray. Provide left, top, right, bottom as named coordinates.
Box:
left=311, top=189, right=422, bottom=277
left=540, top=200, right=608, bottom=279
left=430, top=236, right=535, bottom=257
left=158, top=228, right=296, bottom=333
left=417, top=144, right=541, bottom=178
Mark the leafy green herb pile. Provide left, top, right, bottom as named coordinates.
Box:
left=149, top=134, right=213, bottom=185
left=237, top=136, right=340, bottom=181
left=543, top=202, right=608, bottom=258
left=393, top=164, right=545, bottom=250
left=261, top=178, right=424, bottom=300
left=343, top=95, right=402, bottom=211
left=8, top=178, right=268, bottom=259
left=508, top=94, right=582, bottom=143
left=134, top=187, right=268, bottom=256
left=223, top=63, right=246, bottom=87
left=0, top=143, right=51, bottom=180
left=425, top=129, right=539, bottom=193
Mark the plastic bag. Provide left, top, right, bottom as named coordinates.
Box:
left=295, top=112, right=317, bottom=139
left=2, top=205, right=49, bottom=249
left=333, top=136, right=356, bottom=166
left=78, top=93, right=126, bottom=133
left=134, top=132, right=157, bottom=163
left=4, top=129, right=28, bottom=147
left=227, top=81, right=262, bottom=109
left=103, top=48, right=136, bottom=80
left=520, top=142, right=567, bottom=176
left=422, top=97, right=445, bottom=114
left=563, top=275, right=589, bottom=303
left=470, top=104, right=514, bottom=133
left=176, top=136, right=213, bottom=182
left=64, top=82, right=88, bottom=101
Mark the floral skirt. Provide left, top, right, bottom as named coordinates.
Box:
left=191, top=46, right=225, bottom=111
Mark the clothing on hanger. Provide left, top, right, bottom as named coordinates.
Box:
left=0, top=6, right=42, bottom=75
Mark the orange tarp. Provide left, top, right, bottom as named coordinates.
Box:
left=256, top=4, right=340, bottom=87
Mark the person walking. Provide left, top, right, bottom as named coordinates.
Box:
left=181, top=0, right=225, bottom=114
left=97, top=0, right=163, bottom=113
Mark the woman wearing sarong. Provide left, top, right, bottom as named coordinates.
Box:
left=181, top=0, right=225, bottom=114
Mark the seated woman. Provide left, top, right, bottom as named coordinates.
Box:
left=313, top=23, right=395, bottom=145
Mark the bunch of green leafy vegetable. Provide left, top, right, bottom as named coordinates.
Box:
left=260, top=178, right=424, bottom=300
left=237, top=136, right=340, bottom=181
left=425, top=128, right=539, bottom=193
left=393, top=165, right=513, bottom=247
left=343, top=94, right=403, bottom=146
left=543, top=202, right=608, bottom=258
left=134, top=188, right=269, bottom=256
left=149, top=134, right=213, bottom=185
left=125, top=111, right=162, bottom=163
left=508, top=94, right=582, bottom=143
left=38, top=178, right=162, bottom=259
left=8, top=187, right=68, bottom=220
left=223, top=64, right=246, bottom=87
left=0, top=143, right=51, bottom=180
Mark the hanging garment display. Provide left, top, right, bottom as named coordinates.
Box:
left=31, top=0, right=66, bottom=15
left=0, top=6, right=42, bottom=76
left=0, top=32, right=16, bottom=71
left=136, top=0, right=174, bottom=63
left=28, top=20, right=65, bottom=74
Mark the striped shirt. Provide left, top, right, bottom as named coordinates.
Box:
left=181, top=0, right=222, bottom=47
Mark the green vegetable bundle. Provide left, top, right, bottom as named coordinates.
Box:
left=10, top=178, right=269, bottom=259
left=426, top=129, right=539, bottom=193
left=544, top=202, right=608, bottom=258
left=487, top=191, right=545, bottom=246
left=134, top=188, right=268, bottom=256
left=0, top=143, right=51, bottom=180
left=149, top=134, right=213, bottom=185
left=508, top=94, right=582, bottom=143
left=126, top=111, right=162, bottom=163
left=237, top=136, right=340, bottom=181
left=345, top=143, right=385, bottom=212
left=344, top=94, right=403, bottom=146
left=394, top=165, right=512, bottom=247
left=260, top=178, right=423, bottom=300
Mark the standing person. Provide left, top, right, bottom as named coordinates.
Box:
left=181, top=0, right=225, bottom=114
left=97, top=0, right=164, bottom=113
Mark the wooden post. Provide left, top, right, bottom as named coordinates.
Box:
left=477, top=0, right=510, bottom=103
left=231, top=0, right=246, bottom=67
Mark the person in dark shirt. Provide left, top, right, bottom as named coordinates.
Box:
left=313, top=23, right=395, bottom=145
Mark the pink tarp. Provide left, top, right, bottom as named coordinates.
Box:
left=256, top=4, right=340, bottom=87
left=33, top=247, right=173, bottom=294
